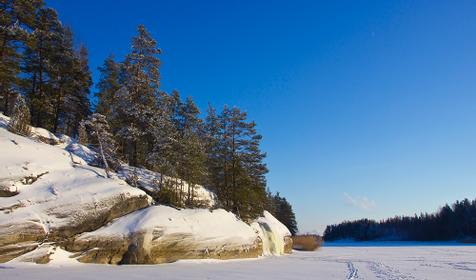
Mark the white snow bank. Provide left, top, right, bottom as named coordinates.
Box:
left=80, top=205, right=257, bottom=247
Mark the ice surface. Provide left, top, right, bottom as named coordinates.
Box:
left=2, top=245, right=476, bottom=279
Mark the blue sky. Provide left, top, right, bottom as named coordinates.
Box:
left=48, top=0, right=476, bottom=233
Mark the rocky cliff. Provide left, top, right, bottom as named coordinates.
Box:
left=0, top=114, right=292, bottom=264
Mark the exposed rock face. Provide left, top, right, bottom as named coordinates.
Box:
left=0, top=241, right=41, bottom=263
left=0, top=192, right=150, bottom=263
left=0, top=127, right=152, bottom=262
left=284, top=236, right=293, bottom=253
left=8, top=244, right=55, bottom=264
left=66, top=206, right=263, bottom=264
left=48, top=194, right=151, bottom=240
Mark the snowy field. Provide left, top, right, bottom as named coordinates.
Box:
left=2, top=244, right=476, bottom=280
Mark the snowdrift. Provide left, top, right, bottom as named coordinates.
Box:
left=0, top=113, right=292, bottom=264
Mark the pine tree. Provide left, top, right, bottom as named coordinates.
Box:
left=177, top=96, right=206, bottom=206
left=77, top=121, right=87, bottom=145
left=0, top=0, right=43, bottom=115
left=82, top=113, right=120, bottom=177
left=23, top=7, right=62, bottom=129
left=271, top=193, right=298, bottom=235
left=204, top=104, right=224, bottom=202
left=8, top=93, right=31, bottom=136
left=203, top=105, right=268, bottom=219
left=226, top=106, right=268, bottom=220
left=49, top=26, right=75, bottom=133
left=116, top=24, right=161, bottom=166
left=62, top=44, right=91, bottom=135
left=95, top=54, right=121, bottom=121
left=146, top=92, right=179, bottom=201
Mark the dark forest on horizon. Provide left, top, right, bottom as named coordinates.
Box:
left=324, top=198, right=476, bottom=242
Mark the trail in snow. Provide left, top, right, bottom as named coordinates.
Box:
left=346, top=261, right=359, bottom=279
left=366, top=260, right=416, bottom=280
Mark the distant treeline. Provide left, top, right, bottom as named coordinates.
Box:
left=324, top=198, right=476, bottom=242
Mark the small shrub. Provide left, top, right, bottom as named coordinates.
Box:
left=8, top=94, right=31, bottom=136
left=292, top=234, right=323, bottom=251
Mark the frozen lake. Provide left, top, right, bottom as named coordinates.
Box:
left=2, top=245, right=476, bottom=279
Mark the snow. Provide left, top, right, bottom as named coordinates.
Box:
left=118, top=165, right=216, bottom=208
left=65, top=142, right=98, bottom=164
left=0, top=112, right=61, bottom=144
left=0, top=125, right=150, bottom=235
left=30, top=126, right=61, bottom=143
left=2, top=245, right=476, bottom=279
left=0, top=113, right=215, bottom=208
left=47, top=247, right=80, bottom=265
left=7, top=244, right=80, bottom=266
left=79, top=205, right=258, bottom=248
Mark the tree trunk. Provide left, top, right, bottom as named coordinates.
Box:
left=52, top=86, right=62, bottom=133
left=96, top=126, right=110, bottom=178
left=0, top=31, right=9, bottom=60
left=36, top=38, right=44, bottom=128
left=187, top=180, right=191, bottom=206
left=132, top=140, right=137, bottom=166
left=3, top=90, right=9, bottom=115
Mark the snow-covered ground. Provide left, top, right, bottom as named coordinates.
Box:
left=2, top=245, right=476, bottom=279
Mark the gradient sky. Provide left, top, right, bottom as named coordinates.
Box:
left=47, top=0, right=476, bottom=233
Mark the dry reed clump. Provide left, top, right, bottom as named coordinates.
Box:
left=292, top=234, right=323, bottom=251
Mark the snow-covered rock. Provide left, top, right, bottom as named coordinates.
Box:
left=251, top=211, right=293, bottom=256
left=0, top=113, right=293, bottom=264
left=67, top=206, right=262, bottom=264
left=66, top=208, right=293, bottom=264
left=0, top=126, right=152, bottom=262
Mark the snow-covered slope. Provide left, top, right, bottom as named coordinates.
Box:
left=0, top=113, right=293, bottom=264
left=0, top=113, right=61, bottom=145
left=119, top=166, right=216, bottom=208
left=0, top=124, right=151, bottom=262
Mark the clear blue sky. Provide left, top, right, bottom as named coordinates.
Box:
left=48, top=0, right=476, bottom=233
